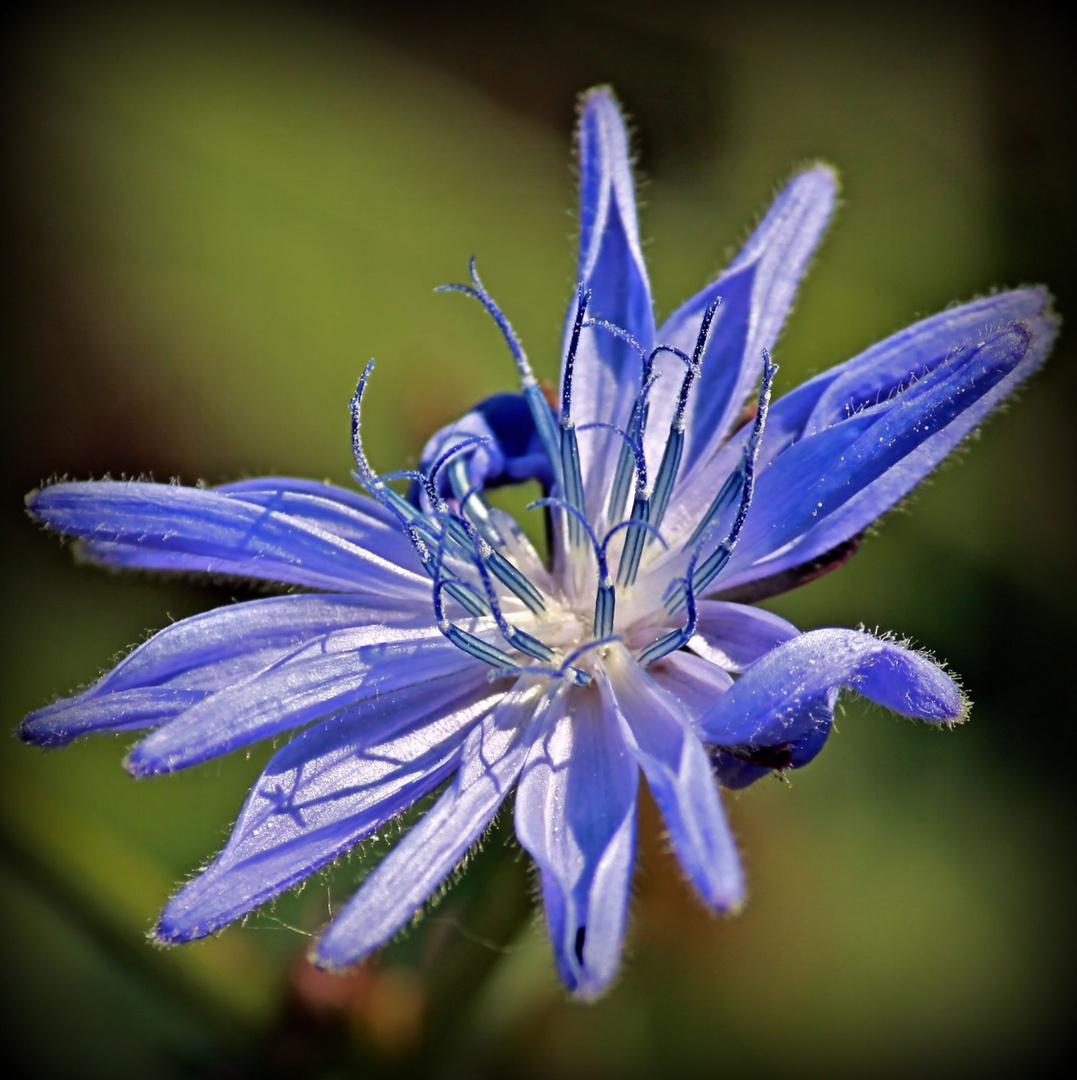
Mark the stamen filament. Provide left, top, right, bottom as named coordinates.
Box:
left=666, top=353, right=776, bottom=614
left=647, top=427, right=683, bottom=537
left=448, top=457, right=499, bottom=543
left=616, top=494, right=651, bottom=587
left=446, top=514, right=555, bottom=662
left=431, top=535, right=516, bottom=668
left=351, top=363, right=488, bottom=616
left=529, top=495, right=614, bottom=636
left=638, top=557, right=700, bottom=666
left=594, top=577, right=616, bottom=638
left=437, top=258, right=563, bottom=489
left=560, top=287, right=591, bottom=548
left=648, top=298, right=720, bottom=536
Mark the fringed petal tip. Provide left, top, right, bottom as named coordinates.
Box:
left=18, top=699, right=144, bottom=749
left=698, top=628, right=968, bottom=758
left=854, top=629, right=969, bottom=727
left=123, top=745, right=168, bottom=778
left=17, top=716, right=96, bottom=750
left=154, top=877, right=248, bottom=947
left=781, top=160, right=841, bottom=212
left=578, top=84, right=624, bottom=123
left=151, top=894, right=219, bottom=946
left=150, top=922, right=188, bottom=948
left=307, top=940, right=365, bottom=975
left=24, top=485, right=73, bottom=535
left=16, top=711, right=57, bottom=747
left=565, top=959, right=625, bottom=1004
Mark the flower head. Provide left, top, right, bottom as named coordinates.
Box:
left=21, top=87, right=1056, bottom=999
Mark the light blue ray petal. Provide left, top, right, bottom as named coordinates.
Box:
left=312, top=678, right=550, bottom=969
left=760, top=288, right=1056, bottom=470
left=216, top=476, right=399, bottom=522
left=646, top=649, right=734, bottom=719
left=601, top=645, right=743, bottom=911
left=157, top=673, right=501, bottom=943
left=649, top=166, right=838, bottom=480
left=21, top=688, right=209, bottom=746
left=565, top=88, right=656, bottom=512
left=20, top=594, right=430, bottom=747
left=213, top=477, right=416, bottom=561
left=707, top=291, right=1056, bottom=590
left=514, top=683, right=638, bottom=999
left=28, top=481, right=429, bottom=598
left=125, top=626, right=485, bottom=775
left=686, top=601, right=800, bottom=672
left=697, top=628, right=966, bottom=750
left=721, top=320, right=1036, bottom=583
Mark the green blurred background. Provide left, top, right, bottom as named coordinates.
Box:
left=2, top=2, right=1074, bottom=1076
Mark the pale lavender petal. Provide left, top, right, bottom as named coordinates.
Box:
left=648, top=166, right=838, bottom=480
left=514, top=684, right=638, bottom=999
left=157, top=673, right=502, bottom=942
left=687, top=601, right=800, bottom=671
left=28, top=481, right=429, bottom=598
left=657, top=291, right=1054, bottom=561
left=601, top=645, right=743, bottom=911
left=647, top=649, right=734, bottom=718
left=758, top=288, right=1057, bottom=471
left=213, top=477, right=417, bottom=564
left=125, top=625, right=487, bottom=775
left=565, top=88, right=655, bottom=508
left=20, top=594, right=431, bottom=747
left=312, top=678, right=551, bottom=969
left=720, top=321, right=1035, bottom=586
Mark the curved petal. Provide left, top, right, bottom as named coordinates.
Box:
left=125, top=625, right=487, bottom=776
left=601, top=645, right=743, bottom=912
left=514, top=683, right=638, bottom=999
left=710, top=717, right=833, bottom=790
left=697, top=628, right=966, bottom=752
left=28, top=481, right=429, bottom=598
left=758, top=288, right=1057, bottom=471
left=20, top=595, right=431, bottom=747
left=658, top=289, right=1055, bottom=562
left=156, top=673, right=502, bottom=943
left=647, top=649, right=734, bottom=719
left=414, top=394, right=554, bottom=508
left=312, top=677, right=551, bottom=969
left=648, top=166, right=838, bottom=481
left=687, top=601, right=800, bottom=671
left=720, top=320, right=1036, bottom=585
left=565, top=88, right=655, bottom=507
left=213, top=477, right=417, bottom=563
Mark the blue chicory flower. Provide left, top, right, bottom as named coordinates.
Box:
left=21, top=87, right=1056, bottom=999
